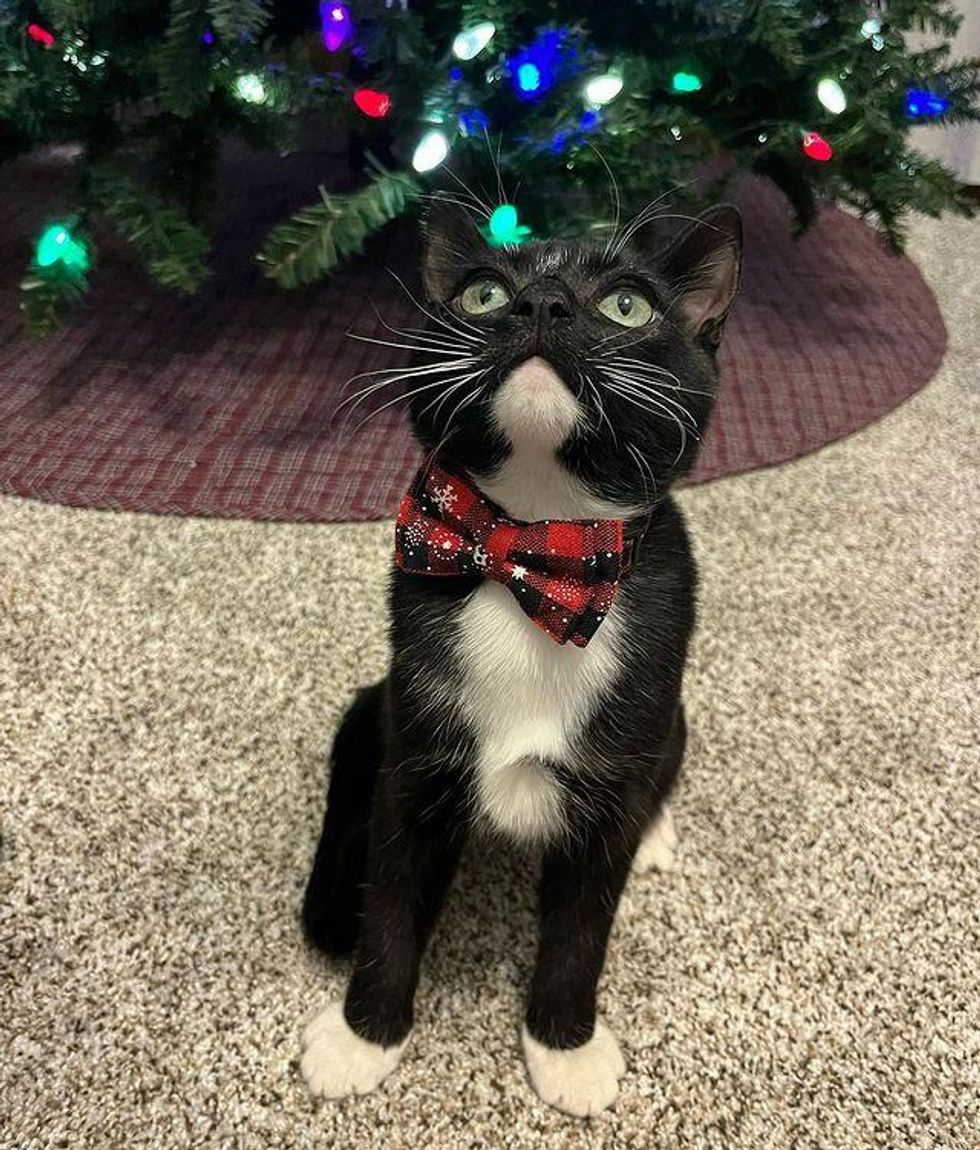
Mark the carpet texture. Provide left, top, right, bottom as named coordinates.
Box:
left=0, top=159, right=947, bottom=521
left=1, top=212, right=978, bottom=1150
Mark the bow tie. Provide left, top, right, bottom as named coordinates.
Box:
left=394, top=461, right=644, bottom=647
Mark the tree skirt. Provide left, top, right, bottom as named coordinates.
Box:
left=0, top=172, right=946, bottom=523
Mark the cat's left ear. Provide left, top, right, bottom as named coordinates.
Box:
left=421, top=197, right=489, bottom=303
left=659, top=205, right=742, bottom=346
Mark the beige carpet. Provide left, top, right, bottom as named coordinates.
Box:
left=2, top=213, right=978, bottom=1150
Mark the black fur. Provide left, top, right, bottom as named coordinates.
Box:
left=303, top=198, right=742, bottom=1056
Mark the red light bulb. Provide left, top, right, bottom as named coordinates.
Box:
left=801, top=131, right=833, bottom=162
left=27, top=23, right=55, bottom=47
left=353, top=88, right=392, bottom=119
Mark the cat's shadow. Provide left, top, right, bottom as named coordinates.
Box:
left=307, top=835, right=540, bottom=1006
left=424, top=835, right=540, bottom=991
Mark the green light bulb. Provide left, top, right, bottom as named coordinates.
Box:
left=490, top=205, right=518, bottom=240
left=36, top=225, right=71, bottom=267
left=35, top=223, right=90, bottom=274
left=672, top=71, right=703, bottom=94
left=61, top=240, right=91, bottom=273
left=487, top=204, right=531, bottom=248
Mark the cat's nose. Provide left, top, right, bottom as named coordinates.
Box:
left=512, top=282, right=574, bottom=325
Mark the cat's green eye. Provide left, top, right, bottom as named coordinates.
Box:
left=459, top=278, right=511, bottom=315
left=597, top=289, right=656, bottom=328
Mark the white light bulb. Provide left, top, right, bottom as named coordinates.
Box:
left=412, top=130, right=450, bottom=173
left=860, top=16, right=881, bottom=38
left=817, top=77, right=846, bottom=115
left=583, top=73, right=623, bottom=107
left=235, top=73, right=267, bottom=104
left=452, top=22, right=495, bottom=61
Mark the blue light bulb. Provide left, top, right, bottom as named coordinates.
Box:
left=517, top=63, right=541, bottom=93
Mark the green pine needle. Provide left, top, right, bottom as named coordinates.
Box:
left=159, top=0, right=213, bottom=119
left=20, top=267, right=91, bottom=337
left=257, top=171, right=422, bottom=289
left=92, top=170, right=211, bottom=293
left=206, top=0, right=270, bottom=42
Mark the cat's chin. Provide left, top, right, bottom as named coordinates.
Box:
left=492, top=356, right=581, bottom=450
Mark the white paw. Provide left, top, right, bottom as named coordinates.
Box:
left=300, top=1002, right=409, bottom=1100
left=522, top=1019, right=627, bottom=1117
left=632, top=804, right=678, bottom=874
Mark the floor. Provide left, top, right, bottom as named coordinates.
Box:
left=1, top=213, right=978, bottom=1149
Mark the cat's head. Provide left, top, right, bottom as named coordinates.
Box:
left=411, top=196, right=742, bottom=508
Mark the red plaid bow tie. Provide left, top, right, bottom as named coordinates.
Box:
left=395, top=461, right=641, bottom=647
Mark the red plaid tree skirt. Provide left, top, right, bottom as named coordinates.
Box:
left=0, top=161, right=946, bottom=523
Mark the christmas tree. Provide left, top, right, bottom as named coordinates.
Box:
left=2, top=1, right=977, bottom=332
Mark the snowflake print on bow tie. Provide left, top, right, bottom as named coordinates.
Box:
left=394, top=460, right=636, bottom=647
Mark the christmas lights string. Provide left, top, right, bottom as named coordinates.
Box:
left=22, top=7, right=965, bottom=269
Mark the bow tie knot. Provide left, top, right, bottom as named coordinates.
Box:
left=395, top=462, right=640, bottom=647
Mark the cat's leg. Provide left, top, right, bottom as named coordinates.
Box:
left=302, top=681, right=385, bottom=957
left=632, top=803, right=678, bottom=873
left=632, top=702, right=687, bottom=875
left=301, top=757, right=466, bottom=1100
left=522, top=826, right=636, bottom=1117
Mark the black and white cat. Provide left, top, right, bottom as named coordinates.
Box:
left=299, top=196, right=742, bottom=1116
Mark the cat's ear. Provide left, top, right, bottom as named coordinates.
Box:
left=421, top=197, right=488, bottom=303
left=659, top=205, right=742, bottom=346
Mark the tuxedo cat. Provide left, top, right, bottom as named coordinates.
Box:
left=299, top=196, right=742, bottom=1116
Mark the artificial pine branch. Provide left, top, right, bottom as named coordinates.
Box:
left=91, top=168, right=211, bottom=292
left=742, top=0, right=804, bottom=69
left=257, top=169, right=423, bottom=289
left=158, top=0, right=212, bottom=119
left=205, top=0, right=270, bottom=43
left=20, top=265, right=91, bottom=337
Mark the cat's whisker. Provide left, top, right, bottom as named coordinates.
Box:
left=337, top=360, right=478, bottom=416
left=601, top=358, right=713, bottom=398
left=385, top=268, right=485, bottom=338
left=440, top=384, right=484, bottom=434
left=367, top=306, right=474, bottom=353
left=432, top=365, right=489, bottom=420
left=348, top=374, right=475, bottom=436
left=586, top=376, right=619, bottom=448
left=589, top=358, right=706, bottom=401
left=607, top=188, right=680, bottom=258
left=602, top=376, right=699, bottom=463
left=590, top=326, right=659, bottom=355
left=614, top=210, right=704, bottom=254
left=347, top=332, right=475, bottom=357
left=419, top=368, right=490, bottom=423
left=341, top=360, right=477, bottom=396
left=586, top=145, right=621, bottom=264
left=605, top=365, right=687, bottom=392
left=626, top=443, right=658, bottom=507
left=422, top=190, right=492, bottom=221
left=415, top=376, right=466, bottom=421
left=432, top=171, right=495, bottom=220
left=603, top=371, right=700, bottom=433
left=340, top=355, right=479, bottom=397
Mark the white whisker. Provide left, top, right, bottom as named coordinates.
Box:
left=348, top=375, right=471, bottom=434
left=347, top=333, right=474, bottom=357
left=385, top=268, right=485, bottom=338
left=603, top=371, right=700, bottom=432
left=340, top=356, right=478, bottom=399
left=337, top=361, right=478, bottom=418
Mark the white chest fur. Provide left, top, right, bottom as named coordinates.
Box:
left=452, top=358, right=635, bottom=842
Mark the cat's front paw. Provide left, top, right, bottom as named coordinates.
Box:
left=521, top=1019, right=627, bottom=1117
left=300, top=1002, right=409, bottom=1099
left=632, top=803, right=678, bottom=874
